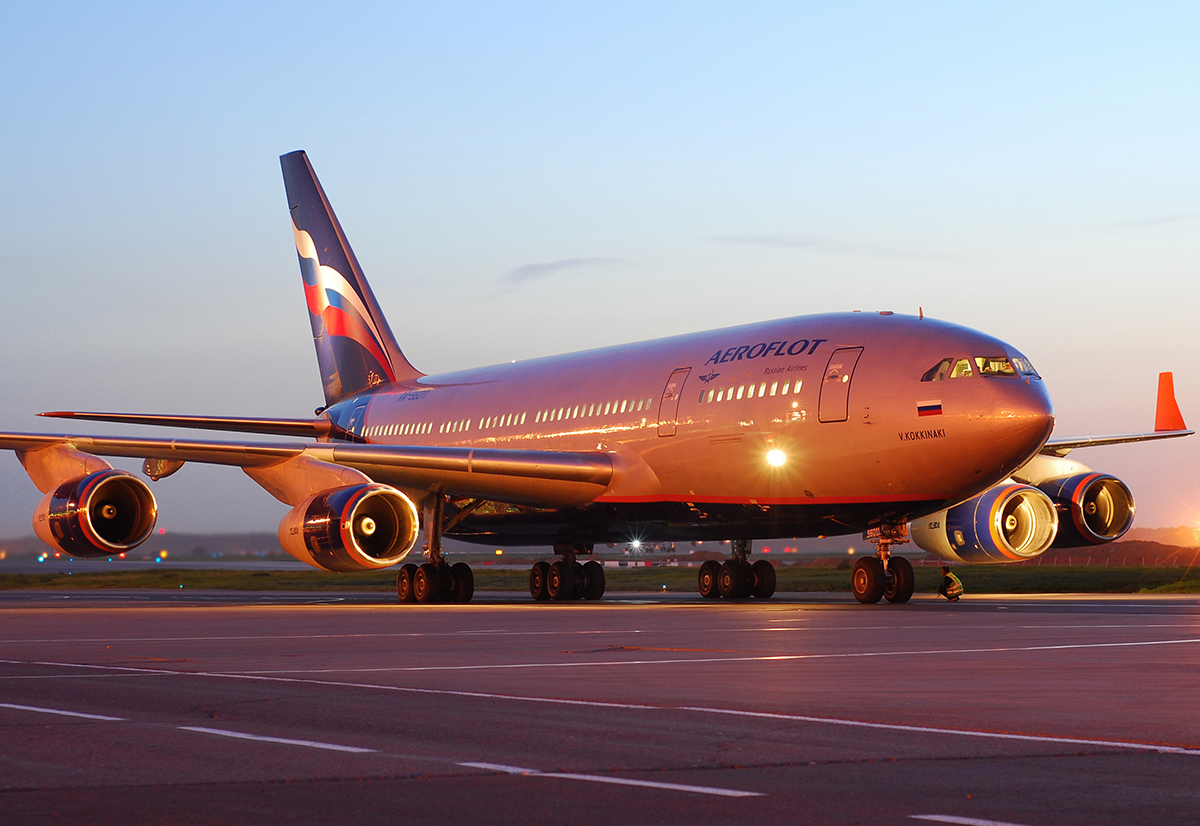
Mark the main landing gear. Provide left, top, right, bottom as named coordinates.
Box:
left=529, top=543, right=606, bottom=602
left=396, top=496, right=482, bottom=604
left=851, top=523, right=914, bottom=605
left=697, top=539, right=776, bottom=600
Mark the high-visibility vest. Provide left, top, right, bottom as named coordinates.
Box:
left=945, top=571, right=963, bottom=597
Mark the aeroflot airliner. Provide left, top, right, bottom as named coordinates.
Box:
left=1, top=151, right=1191, bottom=604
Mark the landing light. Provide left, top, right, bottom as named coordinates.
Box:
left=766, top=449, right=787, bottom=467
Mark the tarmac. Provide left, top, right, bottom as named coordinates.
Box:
left=1, top=589, right=1198, bottom=825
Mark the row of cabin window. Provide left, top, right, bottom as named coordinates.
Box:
left=534, top=396, right=655, bottom=424
left=364, top=422, right=433, bottom=438
left=479, top=412, right=526, bottom=429
left=698, top=379, right=802, bottom=404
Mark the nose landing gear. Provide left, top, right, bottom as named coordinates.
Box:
left=697, top=539, right=776, bottom=599
left=852, top=523, right=914, bottom=605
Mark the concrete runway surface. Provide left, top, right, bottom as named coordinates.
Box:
left=1, top=590, right=1198, bottom=825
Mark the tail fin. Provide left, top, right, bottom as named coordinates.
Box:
left=280, top=150, right=423, bottom=405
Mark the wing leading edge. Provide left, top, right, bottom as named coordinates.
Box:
left=0, top=432, right=613, bottom=509
left=1040, top=372, right=1192, bottom=456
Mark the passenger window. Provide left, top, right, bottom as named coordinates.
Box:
left=707, top=389, right=715, bottom=403
left=949, top=359, right=973, bottom=379
left=794, top=381, right=802, bottom=394
left=758, top=382, right=767, bottom=396
left=770, top=381, right=778, bottom=396
left=619, top=400, right=627, bottom=413
left=974, top=356, right=1017, bottom=377
left=781, top=381, right=790, bottom=394
left=520, top=412, right=527, bottom=424
left=921, top=358, right=953, bottom=382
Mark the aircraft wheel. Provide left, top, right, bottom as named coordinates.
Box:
left=450, top=562, right=475, bottom=603
left=529, top=561, right=551, bottom=601
left=396, top=563, right=418, bottom=604
left=698, top=560, right=721, bottom=598
left=751, top=559, right=776, bottom=599
left=883, top=556, right=914, bottom=604
left=581, top=560, right=605, bottom=600
left=717, top=560, right=748, bottom=599
left=548, top=560, right=576, bottom=601
left=851, top=557, right=885, bottom=604
left=414, top=563, right=442, bottom=604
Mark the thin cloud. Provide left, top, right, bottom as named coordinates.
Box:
left=713, top=234, right=945, bottom=263
left=500, top=257, right=629, bottom=289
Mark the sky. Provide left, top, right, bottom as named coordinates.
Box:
left=1, top=2, right=1198, bottom=536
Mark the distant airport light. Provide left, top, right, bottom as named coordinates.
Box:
left=630, top=539, right=642, bottom=550
left=159, top=550, right=168, bottom=559
left=495, top=549, right=503, bottom=555
left=847, top=548, right=855, bottom=555
left=766, top=449, right=787, bottom=467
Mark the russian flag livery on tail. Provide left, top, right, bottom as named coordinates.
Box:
left=0, top=151, right=1190, bottom=605
left=281, top=151, right=423, bottom=404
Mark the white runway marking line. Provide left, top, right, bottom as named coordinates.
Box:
left=179, top=726, right=377, bottom=753
left=8, top=658, right=1200, bottom=758
left=911, top=815, right=1036, bottom=826
left=458, top=761, right=763, bottom=798
left=0, top=702, right=124, bottom=721
left=226, top=634, right=1200, bottom=675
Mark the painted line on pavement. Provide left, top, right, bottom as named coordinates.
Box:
left=458, top=761, right=763, bottom=798
left=6, top=658, right=1200, bottom=757
left=0, top=702, right=124, bottom=721
left=178, top=726, right=377, bottom=753
left=911, top=815, right=1036, bottom=826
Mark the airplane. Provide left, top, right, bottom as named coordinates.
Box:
left=0, top=151, right=1191, bottom=605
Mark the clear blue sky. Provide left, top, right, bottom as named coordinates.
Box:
left=2, top=2, right=1198, bottom=536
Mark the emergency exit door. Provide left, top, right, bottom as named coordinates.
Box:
left=818, top=347, right=863, bottom=423
left=657, top=368, right=691, bottom=436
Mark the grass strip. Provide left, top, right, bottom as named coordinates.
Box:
left=1, top=565, right=1198, bottom=594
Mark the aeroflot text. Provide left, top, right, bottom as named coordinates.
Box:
left=704, top=339, right=827, bottom=366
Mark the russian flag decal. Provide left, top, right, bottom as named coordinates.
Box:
left=917, top=399, right=943, bottom=417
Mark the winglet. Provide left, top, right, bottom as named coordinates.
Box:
left=1155, top=372, right=1187, bottom=432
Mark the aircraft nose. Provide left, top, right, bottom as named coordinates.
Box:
left=992, top=379, right=1055, bottom=452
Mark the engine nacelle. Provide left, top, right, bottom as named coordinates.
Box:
left=911, top=483, right=1058, bottom=564
left=1038, top=472, right=1135, bottom=547
left=279, top=484, right=420, bottom=572
left=33, top=470, right=158, bottom=558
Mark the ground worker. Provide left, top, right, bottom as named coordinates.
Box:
left=938, top=565, right=963, bottom=601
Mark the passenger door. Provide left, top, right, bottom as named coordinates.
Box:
left=657, top=368, right=691, bottom=437
left=818, top=347, right=863, bottom=423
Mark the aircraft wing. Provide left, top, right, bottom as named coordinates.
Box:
left=0, top=432, right=613, bottom=508
left=1039, top=372, right=1193, bottom=456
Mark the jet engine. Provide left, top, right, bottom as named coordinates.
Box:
left=279, top=483, right=420, bottom=572
left=33, top=470, right=158, bottom=557
left=911, top=483, right=1058, bottom=563
left=1038, top=472, right=1135, bottom=547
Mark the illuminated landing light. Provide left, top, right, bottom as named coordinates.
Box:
left=766, top=449, right=787, bottom=467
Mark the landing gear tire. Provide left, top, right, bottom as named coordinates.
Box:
left=750, top=559, right=776, bottom=599
left=414, top=563, right=442, bottom=604
left=718, top=560, right=749, bottom=599
left=581, top=560, right=606, bottom=600
left=548, top=560, right=576, bottom=601
left=450, top=562, right=475, bottom=603
left=396, top=563, right=418, bottom=604
left=529, top=561, right=551, bottom=601
left=698, top=560, right=721, bottom=598
left=851, top=557, right=885, bottom=604
left=883, top=556, right=914, bottom=604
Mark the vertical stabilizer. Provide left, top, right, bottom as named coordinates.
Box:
left=280, top=151, right=423, bottom=405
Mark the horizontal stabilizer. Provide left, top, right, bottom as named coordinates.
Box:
left=39, top=412, right=332, bottom=439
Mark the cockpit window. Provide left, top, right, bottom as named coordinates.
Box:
left=974, top=356, right=1017, bottom=377
left=1011, top=355, right=1040, bottom=378
left=949, top=358, right=973, bottom=379
left=920, top=358, right=953, bottom=382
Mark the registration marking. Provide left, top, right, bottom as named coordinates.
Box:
left=458, top=761, right=763, bottom=798
left=179, top=725, right=377, bottom=753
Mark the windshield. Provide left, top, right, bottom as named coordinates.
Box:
left=974, top=356, right=1017, bottom=378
